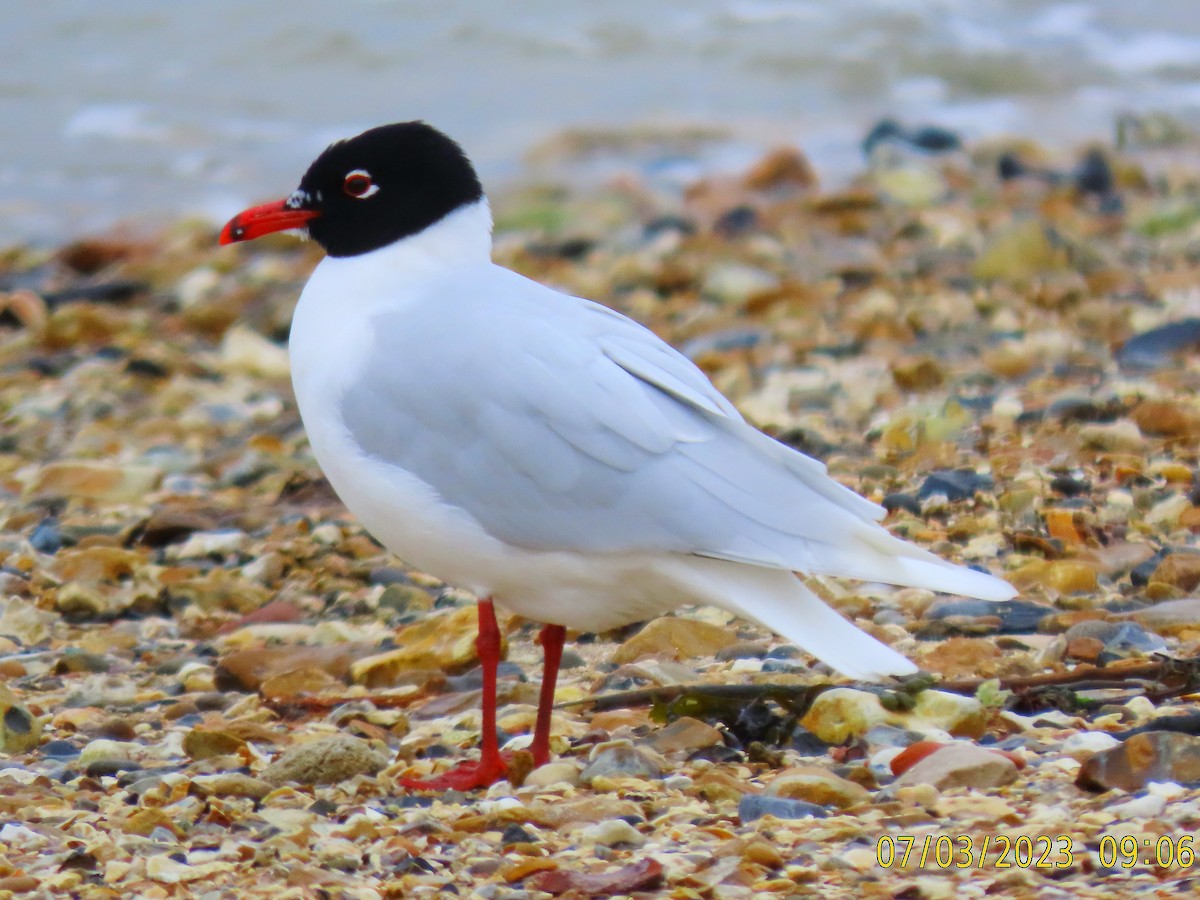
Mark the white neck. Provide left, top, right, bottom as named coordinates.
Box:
left=326, top=196, right=494, bottom=280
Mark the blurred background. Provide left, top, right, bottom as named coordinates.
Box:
left=3, top=0, right=1200, bottom=246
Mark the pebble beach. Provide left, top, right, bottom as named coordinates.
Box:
left=4, top=114, right=1200, bottom=898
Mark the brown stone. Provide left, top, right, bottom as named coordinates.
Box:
left=1131, top=399, right=1199, bottom=437
left=122, top=807, right=184, bottom=838
left=1150, top=554, right=1200, bottom=593
left=260, top=667, right=345, bottom=699
left=262, top=735, right=388, bottom=786
left=182, top=729, right=249, bottom=762
left=216, top=643, right=368, bottom=691
left=1065, top=636, right=1106, bottom=663
left=1076, top=731, right=1200, bottom=792
left=27, top=461, right=160, bottom=502
left=1042, top=508, right=1084, bottom=545
left=611, top=617, right=738, bottom=664
left=138, top=504, right=220, bottom=547
left=53, top=547, right=143, bottom=584
left=0, top=876, right=40, bottom=894
left=915, top=636, right=1003, bottom=679
left=1038, top=609, right=1109, bottom=633
left=650, top=716, right=723, bottom=754
left=742, top=147, right=817, bottom=192
left=502, top=858, right=558, bottom=883
left=1007, top=559, right=1098, bottom=595
left=191, top=773, right=274, bottom=800
left=895, top=743, right=1019, bottom=790
left=351, top=605, right=508, bottom=683
left=891, top=356, right=945, bottom=392
left=763, top=765, right=871, bottom=809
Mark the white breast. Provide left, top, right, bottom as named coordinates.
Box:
left=285, top=203, right=689, bottom=630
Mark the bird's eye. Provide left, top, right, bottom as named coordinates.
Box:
left=343, top=170, right=378, bottom=199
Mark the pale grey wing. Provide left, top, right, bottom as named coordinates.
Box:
left=338, top=270, right=1000, bottom=593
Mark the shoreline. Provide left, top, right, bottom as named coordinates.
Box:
left=4, top=108, right=1193, bottom=252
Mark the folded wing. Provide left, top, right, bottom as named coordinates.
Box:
left=339, top=266, right=1013, bottom=601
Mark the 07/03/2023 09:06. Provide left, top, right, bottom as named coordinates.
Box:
left=876, top=833, right=1197, bottom=870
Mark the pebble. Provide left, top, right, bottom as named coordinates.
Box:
left=917, top=469, right=992, bottom=502
left=1133, top=399, right=1200, bottom=437
left=177, top=661, right=217, bottom=693
left=1117, top=318, right=1200, bottom=369
left=78, top=739, right=143, bottom=766
left=0, top=597, right=58, bottom=646
left=915, top=636, right=1003, bottom=678
left=351, top=605, right=504, bottom=682
left=27, top=461, right=161, bottom=503
left=377, top=582, right=436, bottom=614
left=1062, top=620, right=1165, bottom=657
left=580, top=818, right=646, bottom=847
left=40, top=739, right=81, bottom=759
left=217, top=324, right=291, bottom=379
left=522, top=760, right=583, bottom=788
left=800, top=689, right=891, bottom=744
left=580, top=742, right=663, bottom=784
left=84, top=758, right=142, bottom=778
left=762, top=765, right=871, bottom=809
left=165, top=529, right=250, bottom=560
left=1076, top=731, right=1200, bottom=792
left=29, top=519, right=62, bottom=554
left=1148, top=553, right=1200, bottom=592
left=1124, top=598, right=1200, bottom=636
left=738, top=794, right=827, bottom=822
left=217, top=643, right=369, bottom=691
left=701, top=263, right=779, bottom=304
left=742, top=146, right=817, bottom=191
left=1007, top=560, right=1098, bottom=596
left=1106, top=792, right=1167, bottom=819
left=0, top=685, right=41, bottom=754
left=262, top=735, right=389, bottom=786
left=714, top=641, right=769, bottom=661
left=1078, top=420, right=1145, bottom=452
left=190, top=773, right=274, bottom=800
left=260, top=666, right=348, bottom=699
left=651, top=716, right=724, bottom=754
left=138, top=505, right=219, bottom=547
left=801, top=688, right=985, bottom=744
left=182, top=729, right=248, bottom=761
left=611, top=616, right=739, bottom=664
left=894, top=743, right=1019, bottom=790
left=972, top=220, right=1070, bottom=282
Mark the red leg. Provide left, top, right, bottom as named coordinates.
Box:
left=400, top=599, right=508, bottom=791
left=531, top=624, right=565, bottom=767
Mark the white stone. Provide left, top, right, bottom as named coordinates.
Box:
left=218, top=324, right=290, bottom=379
left=1108, top=793, right=1167, bottom=819
left=580, top=818, right=646, bottom=847
left=522, top=760, right=583, bottom=788
left=79, top=739, right=143, bottom=765
left=1148, top=781, right=1187, bottom=800
left=1060, top=731, right=1120, bottom=756
left=166, top=529, right=249, bottom=560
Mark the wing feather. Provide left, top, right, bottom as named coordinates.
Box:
left=337, top=266, right=1012, bottom=599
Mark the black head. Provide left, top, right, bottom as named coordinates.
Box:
left=223, top=122, right=484, bottom=257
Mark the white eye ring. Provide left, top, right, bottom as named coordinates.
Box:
left=343, top=169, right=379, bottom=199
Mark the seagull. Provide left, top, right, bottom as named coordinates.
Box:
left=220, top=122, right=1015, bottom=790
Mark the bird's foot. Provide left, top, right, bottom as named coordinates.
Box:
left=400, top=753, right=510, bottom=791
